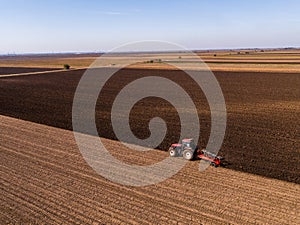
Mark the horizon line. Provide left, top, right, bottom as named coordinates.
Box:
left=1, top=46, right=299, bottom=56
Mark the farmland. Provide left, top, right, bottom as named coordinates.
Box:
left=0, top=67, right=59, bottom=75
left=1, top=49, right=300, bottom=73
left=0, top=50, right=300, bottom=224
left=0, top=67, right=299, bottom=183
left=1, top=115, right=299, bottom=224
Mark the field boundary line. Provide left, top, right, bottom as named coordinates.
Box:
left=0, top=68, right=84, bottom=78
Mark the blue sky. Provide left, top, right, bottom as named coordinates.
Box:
left=0, top=0, right=299, bottom=53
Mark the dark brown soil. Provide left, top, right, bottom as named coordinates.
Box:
left=0, top=67, right=60, bottom=75
left=0, top=68, right=299, bottom=183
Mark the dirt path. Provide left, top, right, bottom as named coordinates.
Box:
left=0, top=68, right=81, bottom=78
left=1, top=115, right=299, bottom=224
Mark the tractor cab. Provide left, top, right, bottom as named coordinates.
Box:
left=182, top=138, right=196, bottom=150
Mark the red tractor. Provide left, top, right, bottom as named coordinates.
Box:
left=168, top=138, right=224, bottom=167
left=168, top=138, right=197, bottom=160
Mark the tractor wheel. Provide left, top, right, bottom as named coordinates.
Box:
left=211, top=162, right=217, bottom=167
left=169, top=148, right=177, bottom=157
left=183, top=149, right=193, bottom=161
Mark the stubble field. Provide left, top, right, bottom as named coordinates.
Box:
left=1, top=115, right=299, bottom=224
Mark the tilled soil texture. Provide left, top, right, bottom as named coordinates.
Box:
left=1, top=115, right=299, bottom=225
left=0, top=68, right=299, bottom=184
left=0, top=67, right=60, bottom=75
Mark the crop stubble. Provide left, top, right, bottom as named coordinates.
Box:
left=1, top=115, right=299, bottom=224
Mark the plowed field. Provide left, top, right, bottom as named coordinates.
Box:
left=0, top=67, right=59, bottom=75
left=0, top=68, right=299, bottom=184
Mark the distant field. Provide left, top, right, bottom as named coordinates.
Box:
left=1, top=49, right=300, bottom=73
left=0, top=55, right=96, bottom=69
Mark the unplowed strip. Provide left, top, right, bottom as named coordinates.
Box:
left=1, top=115, right=299, bottom=224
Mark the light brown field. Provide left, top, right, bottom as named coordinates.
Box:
left=1, top=115, right=299, bottom=225
left=1, top=49, right=300, bottom=73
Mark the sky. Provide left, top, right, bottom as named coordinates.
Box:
left=0, top=0, right=300, bottom=54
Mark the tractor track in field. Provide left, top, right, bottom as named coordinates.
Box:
left=1, top=115, right=299, bottom=224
